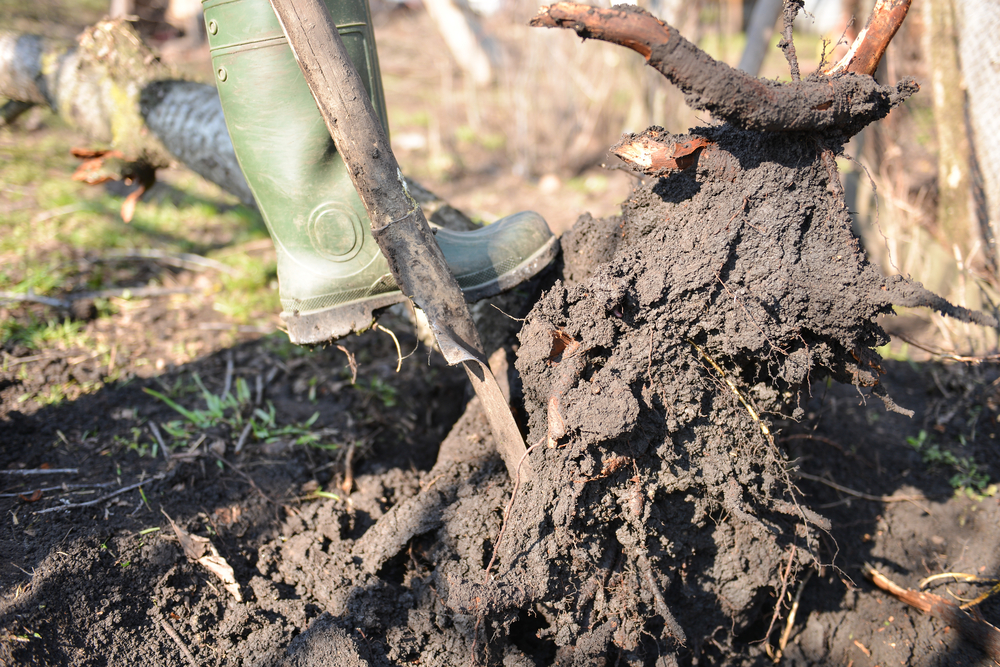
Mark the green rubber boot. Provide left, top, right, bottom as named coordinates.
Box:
left=203, top=0, right=558, bottom=344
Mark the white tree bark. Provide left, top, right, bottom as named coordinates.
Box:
left=739, top=0, right=783, bottom=76
left=422, top=0, right=494, bottom=86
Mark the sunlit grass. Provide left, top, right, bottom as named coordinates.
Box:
left=1, top=113, right=275, bottom=328
left=0, top=317, right=89, bottom=350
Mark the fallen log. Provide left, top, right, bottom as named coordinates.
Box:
left=0, top=21, right=254, bottom=208
left=1, top=21, right=477, bottom=230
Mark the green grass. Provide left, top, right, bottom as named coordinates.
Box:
left=145, top=373, right=337, bottom=453
left=0, top=317, right=89, bottom=350
left=1, top=114, right=275, bottom=327
left=906, top=429, right=995, bottom=498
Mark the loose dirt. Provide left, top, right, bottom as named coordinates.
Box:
left=4, top=121, right=1000, bottom=666
left=3, top=7, right=1000, bottom=667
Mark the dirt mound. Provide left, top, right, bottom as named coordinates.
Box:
left=252, top=125, right=995, bottom=666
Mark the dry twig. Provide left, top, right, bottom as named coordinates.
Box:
left=157, top=616, right=198, bottom=667
left=34, top=473, right=165, bottom=514
left=794, top=470, right=930, bottom=506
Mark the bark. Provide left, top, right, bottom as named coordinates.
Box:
left=140, top=80, right=254, bottom=205
left=0, top=21, right=255, bottom=206
left=922, top=0, right=975, bottom=256
left=826, top=0, right=911, bottom=77
left=530, top=3, right=917, bottom=137
left=563, top=0, right=912, bottom=178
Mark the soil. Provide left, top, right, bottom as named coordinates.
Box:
left=3, top=8, right=1000, bottom=667
left=4, top=124, right=1000, bottom=666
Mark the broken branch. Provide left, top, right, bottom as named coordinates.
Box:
left=827, top=0, right=912, bottom=76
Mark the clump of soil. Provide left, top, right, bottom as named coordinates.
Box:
left=251, top=123, right=996, bottom=666
left=4, top=13, right=1000, bottom=667
left=482, top=125, right=994, bottom=662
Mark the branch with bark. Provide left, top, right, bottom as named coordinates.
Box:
left=530, top=2, right=916, bottom=136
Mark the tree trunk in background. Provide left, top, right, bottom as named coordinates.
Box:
left=738, top=0, right=782, bottom=75
left=422, top=0, right=494, bottom=86
left=922, top=0, right=976, bottom=263
left=957, top=0, right=1000, bottom=270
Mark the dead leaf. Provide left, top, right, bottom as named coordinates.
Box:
left=213, top=506, right=242, bottom=526
left=162, top=510, right=242, bottom=602
left=197, top=554, right=242, bottom=602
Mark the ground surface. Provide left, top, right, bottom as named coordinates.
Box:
left=2, top=4, right=1000, bottom=667
left=1, top=275, right=999, bottom=667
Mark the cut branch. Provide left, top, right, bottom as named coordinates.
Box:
left=530, top=2, right=916, bottom=134
left=827, top=0, right=912, bottom=76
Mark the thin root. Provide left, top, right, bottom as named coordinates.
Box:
left=483, top=437, right=545, bottom=585
left=374, top=323, right=403, bottom=372
left=920, top=573, right=1000, bottom=610
left=336, top=344, right=358, bottom=384
left=688, top=340, right=771, bottom=440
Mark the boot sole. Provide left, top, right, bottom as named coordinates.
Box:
left=283, top=234, right=561, bottom=344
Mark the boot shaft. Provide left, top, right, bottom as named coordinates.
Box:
left=203, top=0, right=391, bottom=307
left=203, top=0, right=560, bottom=343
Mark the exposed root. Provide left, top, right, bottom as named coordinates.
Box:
left=777, top=0, right=804, bottom=81
left=920, top=573, right=1000, bottom=611
left=762, top=544, right=797, bottom=649
left=864, top=563, right=1000, bottom=662
left=689, top=340, right=771, bottom=440
left=634, top=549, right=687, bottom=645
left=483, top=437, right=546, bottom=585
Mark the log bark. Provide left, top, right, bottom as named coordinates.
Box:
left=1, top=23, right=477, bottom=229
left=0, top=22, right=256, bottom=206
left=530, top=2, right=917, bottom=136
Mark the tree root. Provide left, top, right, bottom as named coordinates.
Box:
left=530, top=2, right=917, bottom=135
left=864, top=563, right=1000, bottom=662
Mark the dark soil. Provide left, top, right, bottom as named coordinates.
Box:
left=4, top=119, right=1000, bottom=667
left=3, top=12, right=1000, bottom=667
